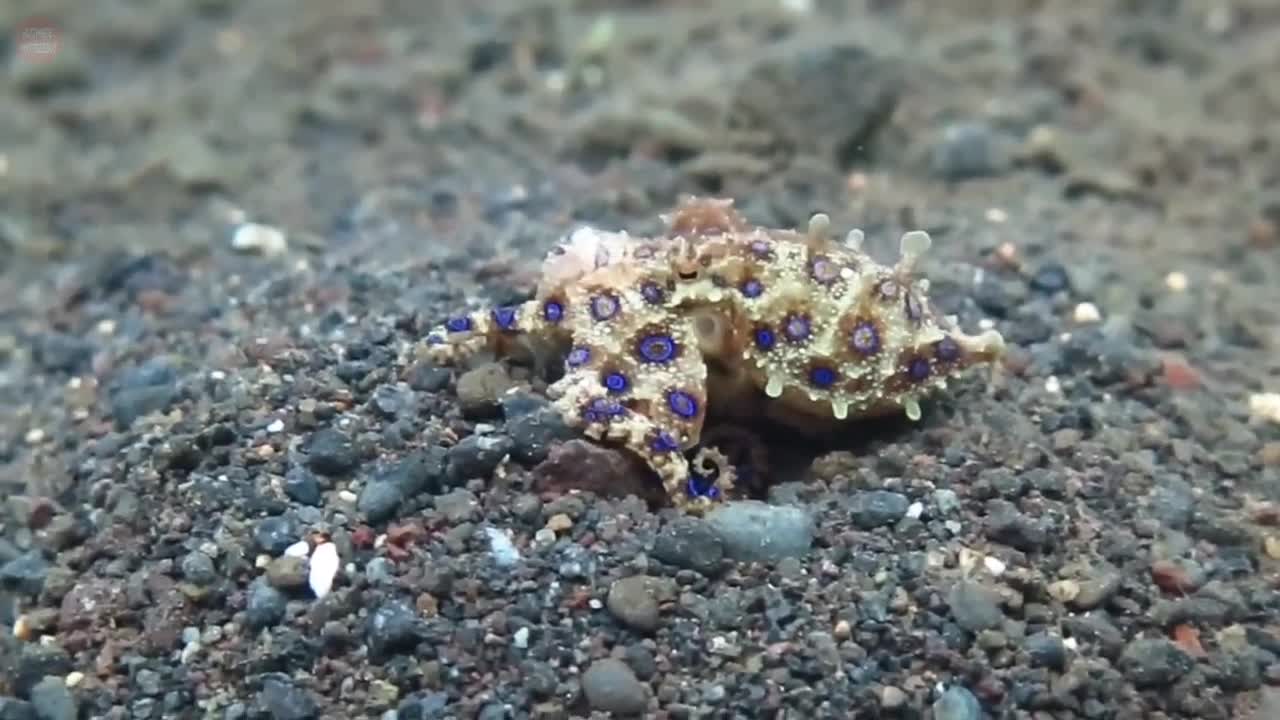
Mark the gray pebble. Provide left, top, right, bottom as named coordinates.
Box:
left=1120, top=638, right=1194, bottom=687
left=305, top=428, right=360, bottom=476
left=1025, top=631, right=1068, bottom=671
left=652, top=517, right=725, bottom=576
left=0, top=551, right=50, bottom=595
left=135, top=668, right=162, bottom=695
left=932, top=685, right=981, bottom=720
left=704, top=501, right=814, bottom=563
left=506, top=408, right=576, bottom=464
left=365, top=558, right=394, bottom=585
left=357, top=449, right=447, bottom=523
left=283, top=467, right=322, bottom=506
left=366, top=600, right=421, bottom=658
left=849, top=490, right=909, bottom=529
left=880, top=686, right=907, bottom=709
left=245, top=579, right=286, bottom=629
left=29, top=675, right=77, bottom=720
left=933, top=489, right=961, bottom=515
left=948, top=580, right=1004, bottom=631
left=0, top=698, right=36, bottom=720
left=257, top=673, right=318, bottom=720
left=180, top=551, right=218, bottom=586
left=607, top=576, right=662, bottom=633
left=252, top=516, right=298, bottom=556
left=930, top=121, right=1009, bottom=180
left=357, top=480, right=406, bottom=525
left=581, top=658, right=649, bottom=715
left=445, top=434, right=514, bottom=486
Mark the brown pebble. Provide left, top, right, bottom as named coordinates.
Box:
left=545, top=513, right=573, bottom=533
left=265, top=555, right=308, bottom=590
left=1259, top=442, right=1280, bottom=468
left=455, top=363, right=514, bottom=419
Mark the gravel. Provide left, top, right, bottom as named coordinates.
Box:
left=3, top=2, right=1279, bottom=718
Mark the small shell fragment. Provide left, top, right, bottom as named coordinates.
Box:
left=308, top=542, right=339, bottom=599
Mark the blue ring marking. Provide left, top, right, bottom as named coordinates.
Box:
left=543, top=300, right=564, bottom=323
left=935, top=335, right=960, bottom=362
left=666, top=389, right=699, bottom=419
left=581, top=397, right=626, bottom=423
left=590, top=293, right=620, bottom=320
left=650, top=431, right=680, bottom=453
left=602, top=371, right=629, bottom=394
left=809, top=366, right=838, bottom=388
left=636, top=333, right=678, bottom=363
left=784, top=314, right=811, bottom=342
left=640, top=281, right=665, bottom=305
left=445, top=316, right=472, bottom=333
left=754, top=327, right=776, bottom=351
left=908, top=357, right=931, bottom=382
left=686, top=473, right=721, bottom=500
left=566, top=346, right=591, bottom=367
left=491, top=306, right=518, bottom=331
left=849, top=321, right=880, bottom=356
left=740, top=278, right=764, bottom=298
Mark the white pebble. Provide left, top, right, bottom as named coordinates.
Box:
left=906, top=502, right=924, bottom=520
left=1165, top=270, right=1188, bottom=291
left=485, top=527, right=521, bottom=567
left=267, top=418, right=285, bottom=433
left=984, top=556, right=1007, bottom=576
left=513, top=627, right=530, bottom=649
left=64, top=672, right=84, bottom=688
left=283, top=540, right=311, bottom=559
left=1044, top=376, right=1062, bottom=394
left=1250, top=393, right=1280, bottom=424
left=308, top=542, right=339, bottom=599
left=1073, top=302, right=1101, bottom=324
left=231, top=222, right=288, bottom=256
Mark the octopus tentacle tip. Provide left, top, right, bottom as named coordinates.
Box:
left=425, top=196, right=1007, bottom=513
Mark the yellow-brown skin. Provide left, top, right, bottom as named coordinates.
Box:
left=423, top=197, right=1006, bottom=512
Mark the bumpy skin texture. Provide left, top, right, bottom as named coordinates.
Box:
left=423, top=197, right=1006, bottom=512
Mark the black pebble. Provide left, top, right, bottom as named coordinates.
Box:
left=1030, top=262, right=1071, bottom=293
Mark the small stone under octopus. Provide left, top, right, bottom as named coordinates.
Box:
left=423, top=197, right=1006, bottom=512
